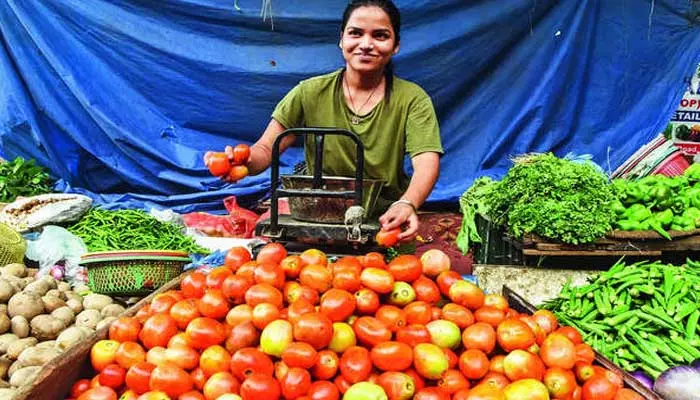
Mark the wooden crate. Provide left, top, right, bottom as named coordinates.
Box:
left=503, top=286, right=660, bottom=400
left=13, top=275, right=184, bottom=400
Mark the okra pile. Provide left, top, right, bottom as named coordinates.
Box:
left=540, top=259, right=700, bottom=378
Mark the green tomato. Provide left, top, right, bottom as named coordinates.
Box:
left=388, top=282, right=416, bottom=306
left=343, top=382, right=388, bottom=400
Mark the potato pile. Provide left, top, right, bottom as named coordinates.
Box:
left=0, top=263, right=124, bottom=398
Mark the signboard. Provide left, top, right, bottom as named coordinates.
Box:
left=665, top=63, right=700, bottom=155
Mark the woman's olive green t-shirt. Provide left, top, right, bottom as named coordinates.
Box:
left=271, top=69, right=443, bottom=212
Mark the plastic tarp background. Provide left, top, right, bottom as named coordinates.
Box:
left=1, top=0, right=700, bottom=213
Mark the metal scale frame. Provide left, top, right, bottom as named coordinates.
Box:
left=255, top=128, right=382, bottom=255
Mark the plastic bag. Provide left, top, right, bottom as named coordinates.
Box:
left=25, top=225, right=88, bottom=284
left=0, top=194, right=92, bottom=232
left=183, top=196, right=259, bottom=238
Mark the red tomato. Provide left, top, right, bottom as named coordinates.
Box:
left=581, top=375, right=617, bottom=400
left=206, top=267, right=234, bottom=289
left=221, top=275, right=254, bottom=305
left=170, top=299, right=201, bottom=330
left=375, top=305, right=407, bottom=332
left=149, top=293, right=178, bottom=315
left=413, top=387, right=450, bottom=400
left=203, top=371, right=241, bottom=400
left=332, top=256, right=363, bottom=274
left=404, top=301, right=432, bottom=325
left=444, top=348, right=459, bottom=369
left=286, top=298, right=316, bottom=325
left=479, top=372, right=510, bottom=391
left=496, top=318, right=536, bottom=352
left=226, top=304, right=253, bottom=327
left=319, top=289, right=356, bottom=322
left=540, top=333, right=576, bottom=369
left=236, top=262, right=258, bottom=280
left=92, top=340, right=120, bottom=372
left=198, top=289, right=230, bottom=319
left=474, top=306, right=506, bottom=328
left=240, top=373, right=281, bottom=400
left=370, top=341, right=413, bottom=371
left=411, top=275, right=441, bottom=305
left=139, top=314, right=179, bottom=350
left=200, top=345, right=232, bottom=376
left=419, top=249, right=451, bottom=278
left=503, top=379, right=549, bottom=400
left=502, top=349, right=545, bottom=381
left=256, top=242, right=287, bottom=264
left=282, top=342, right=318, bottom=369
left=307, top=380, right=340, bottom=400
left=448, top=280, right=485, bottom=310
left=115, top=342, right=147, bottom=369
left=292, top=312, right=334, bottom=350
left=178, top=391, right=206, bottom=400
left=280, top=255, right=304, bottom=279
left=592, top=366, right=624, bottom=391
left=544, top=367, right=577, bottom=398
left=135, top=305, right=152, bottom=324
left=125, top=362, right=156, bottom=394
left=396, top=324, right=431, bottom=347
left=375, top=228, right=401, bottom=248
left=360, top=268, right=395, bottom=294
left=334, top=374, right=351, bottom=394
left=224, top=246, right=252, bottom=271
left=483, top=294, right=510, bottom=313
left=280, top=367, right=312, bottom=399
left=332, top=268, right=362, bottom=292
left=191, top=367, right=207, bottom=391
left=376, top=371, right=416, bottom=400
left=387, top=255, right=423, bottom=282
left=533, top=310, right=559, bottom=334
left=441, top=303, right=475, bottom=330
left=458, top=349, right=490, bottom=380
left=359, top=252, right=387, bottom=269
left=204, top=152, right=232, bottom=177
left=182, top=272, right=207, bottom=298
left=185, top=317, right=227, bottom=349
left=98, top=364, right=126, bottom=389
left=231, top=144, right=251, bottom=165
left=136, top=391, right=171, bottom=400
left=164, top=345, right=200, bottom=371
left=254, top=262, right=285, bottom=289
left=149, top=363, right=194, bottom=397
left=614, top=388, right=644, bottom=400
left=339, top=346, right=372, bottom=383
left=299, top=264, right=332, bottom=293
left=230, top=347, right=274, bottom=381
left=225, top=320, right=260, bottom=354
left=575, top=363, right=596, bottom=383
left=76, top=386, right=118, bottom=400
left=556, top=326, right=583, bottom=345
left=71, top=379, right=92, bottom=398
left=435, top=271, right=462, bottom=297
left=438, top=369, right=470, bottom=395
left=311, top=350, right=339, bottom=380
left=354, top=288, right=380, bottom=315
left=299, top=249, right=327, bottom=267
left=461, top=322, right=496, bottom=354
left=574, top=343, right=596, bottom=365
left=109, top=317, right=142, bottom=343
left=245, top=283, right=283, bottom=308
left=352, top=316, right=392, bottom=347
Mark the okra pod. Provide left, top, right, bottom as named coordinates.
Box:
left=685, top=310, right=699, bottom=340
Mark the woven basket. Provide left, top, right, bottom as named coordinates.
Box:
left=0, top=222, right=25, bottom=266
left=81, top=251, right=190, bottom=296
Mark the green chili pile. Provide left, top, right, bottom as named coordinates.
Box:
left=540, top=259, right=700, bottom=378
left=68, top=208, right=209, bottom=254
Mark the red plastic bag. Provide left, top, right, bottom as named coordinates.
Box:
left=183, top=196, right=259, bottom=238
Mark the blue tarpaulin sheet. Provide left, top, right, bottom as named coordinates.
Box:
left=1, top=0, right=700, bottom=213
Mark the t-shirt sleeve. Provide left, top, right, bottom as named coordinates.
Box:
left=271, top=83, right=305, bottom=129
left=405, top=94, right=443, bottom=158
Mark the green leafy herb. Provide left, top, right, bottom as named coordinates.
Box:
left=456, top=177, right=496, bottom=254
left=0, top=157, right=54, bottom=203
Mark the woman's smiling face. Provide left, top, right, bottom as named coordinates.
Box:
left=340, top=6, right=399, bottom=75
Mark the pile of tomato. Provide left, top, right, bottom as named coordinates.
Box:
left=68, top=244, right=645, bottom=400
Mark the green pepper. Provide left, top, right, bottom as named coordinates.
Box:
left=659, top=196, right=689, bottom=215
left=617, top=220, right=641, bottom=231
left=623, top=204, right=652, bottom=222
left=683, top=163, right=700, bottom=182
left=687, top=188, right=700, bottom=209
left=625, top=184, right=646, bottom=204
left=671, top=215, right=695, bottom=231
left=639, top=220, right=651, bottom=230
left=655, top=209, right=674, bottom=227
left=650, top=184, right=671, bottom=203
left=648, top=218, right=672, bottom=240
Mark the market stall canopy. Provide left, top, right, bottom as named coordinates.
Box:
left=1, top=0, right=699, bottom=213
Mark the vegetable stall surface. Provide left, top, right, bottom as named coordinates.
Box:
left=67, top=245, right=642, bottom=400
left=540, top=259, right=700, bottom=381
left=68, top=208, right=209, bottom=254
left=0, top=157, right=54, bottom=203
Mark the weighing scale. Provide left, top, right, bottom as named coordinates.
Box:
left=254, top=128, right=384, bottom=255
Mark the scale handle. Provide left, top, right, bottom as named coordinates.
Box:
left=269, top=128, right=365, bottom=234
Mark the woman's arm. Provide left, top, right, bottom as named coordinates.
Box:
left=378, top=151, right=440, bottom=242
left=246, top=119, right=296, bottom=175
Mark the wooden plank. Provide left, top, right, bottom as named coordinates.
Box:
left=522, top=249, right=662, bottom=256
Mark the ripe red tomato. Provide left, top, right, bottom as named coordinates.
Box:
left=98, top=364, right=126, bottom=389
left=419, top=249, right=451, bottom=278
left=125, top=362, right=155, bottom=394
left=320, top=289, right=356, bottom=322
left=360, top=268, right=395, bottom=294
left=404, top=368, right=426, bottom=392
left=286, top=298, right=316, bottom=325
left=438, top=369, right=470, bottom=395
left=503, top=349, right=545, bottom=381
left=307, top=380, right=340, bottom=400
left=91, top=340, right=120, bottom=372
left=221, top=275, right=254, bottom=305
left=489, top=355, right=506, bottom=374
left=614, top=388, right=645, bottom=400
left=581, top=374, right=618, bottom=400
left=227, top=164, right=249, bottom=182
left=256, top=242, right=287, bottom=264
left=181, top=271, right=207, bottom=299
left=115, top=341, right=146, bottom=370
left=245, top=283, right=283, bottom=308
left=76, top=386, right=118, bottom=400
left=413, top=387, right=451, bottom=400
left=191, top=367, right=207, bottom=391
left=556, top=326, right=583, bottom=345
left=332, top=256, right=363, bottom=274
left=478, top=371, right=510, bottom=391
left=369, top=341, right=413, bottom=371
left=299, top=248, right=327, bottom=267
left=503, top=379, right=549, bottom=400
left=230, top=347, right=275, bottom=381
left=254, top=262, right=286, bottom=289
left=483, top=294, right=510, bottom=312
left=533, top=310, right=559, bottom=334
left=280, top=255, right=304, bottom=279
left=540, top=333, right=576, bottom=369
left=461, top=322, right=496, bottom=354
left=226, top=304, right=253, bottom=326
left=404, top=301, right=432, bottom=325
left=169, top=299, right=201, bottom=330
left=441, top=303, right=475, bottom=330
left=280, top=367, right=312, bottom=399
left=178, top=391, right=205, bottom=400
left=204, top=152, right=232, bottom=177
left=281, top=342, right=318, bottom=369
left=396, top=324, right=431, bottom=347
left=149, top=363, right=194, bottom=397
left=311, top=350, right=339, bottom=380
left=448, top=280, right=485, bottom=310
left=332, top=268, right=362, bottom=293
left=387, top=255, right=423, bottom=282
left=375, top=305, right=407, bottom=332
left=376, top=371, right=416, bottom=400
left=544, top=367, right=577, bottom=398
left=185, top=317, right=226, bottom=349
left=149, top=293, right=178, bottom=315
left=225, top=321, right=260, bottom=354
left=359, top=252, right=387, bottom=269
left=200, top=345, right=232, bottom=376
left=292, top=312, right=334, bottom=350
left=375, top=227, right=401, bottom=248
left=435, top=271, right=462, bottom=297
left=236, top=262, right=258, bottom=280
left=203, top=371, right=241, bottom=400
left=109, top=317, right=141, bottom=343
left=163, top=345, right=199, bottom=371
left=206, top=267, right=234, bottom=289
left=339, top=346, right=372, bottom=383
left=458, top=349, right=490, bottom=380
left=354, top=288, right=380, bottom=315
left=224, top=246, right=252, bottom=271
left=412, top=275, right=441, bottom=305
left=592, top=366, right=624, bottom=391
left=299, top=264, right=332, bottom=293
left=198, top=289, right=230, bottom=319
left=474, top=306, right=506, bottom=328
left=230, top=143, right=251, bottom=165
left=496, top=318, right=536, bottom=352
left=71, top=379, right=92, bottom=398
left=240, top=373, right=281, bottom=400
left=334, top=374, right=352, bottom=394
left=352, top=316, right=392, bottom=347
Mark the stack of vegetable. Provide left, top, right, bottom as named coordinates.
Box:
left=540, top=259, right=700, bottom=398
left=0, top=157, right=54, bottom=204
left=67, top=245, right=645, bottom=400
left=0, top=263, right=125, bottom=398
left=68, top=208, right=209, bottom=254
left=457, top=153, right=615, bottom=252
left=611, top=164, right=700, bottom=238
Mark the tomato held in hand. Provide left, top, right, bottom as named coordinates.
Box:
left=375, top=228, right=401, bottom=248
left=227, top=165, right=249, bottom=182
left=231, top=144, right=251, bottom=166
left=204, top=151, right=232, bottom=177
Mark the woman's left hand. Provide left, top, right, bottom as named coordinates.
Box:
left=378, top=202, right=419, bottom=243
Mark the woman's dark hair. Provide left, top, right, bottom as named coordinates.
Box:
left=341, top=0, right=401, bottom=101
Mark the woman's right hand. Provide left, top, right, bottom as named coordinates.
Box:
left=204, top=144, right=251, bottom=183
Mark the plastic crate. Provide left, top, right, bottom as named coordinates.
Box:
left=473, top=215, right=524, bottom=265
